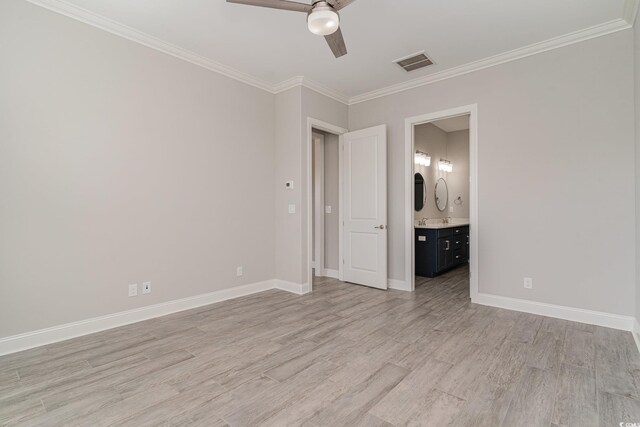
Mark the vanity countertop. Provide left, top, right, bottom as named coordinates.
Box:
left=415, top=220, right=470, bottom=229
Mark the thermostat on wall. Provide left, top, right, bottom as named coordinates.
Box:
left=285, top=181, right=294, bottom=190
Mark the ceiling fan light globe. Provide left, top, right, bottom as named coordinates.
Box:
left=307, top=9, right=339, bottom=36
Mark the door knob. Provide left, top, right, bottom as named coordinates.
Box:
left=374, top=225, right=385, bottom=230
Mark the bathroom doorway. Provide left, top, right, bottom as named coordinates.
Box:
left=405, top=105, right=478, bottom=298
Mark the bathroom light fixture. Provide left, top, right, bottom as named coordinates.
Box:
left=307, top=3, right=340, bottom=36
left=438, top=158, right=453, bottom=172
left=415, top=151, right=431, bottom=167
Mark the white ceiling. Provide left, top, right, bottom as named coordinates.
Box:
left=50, top=0, right=631, bottom=99
left=431, top=115, right=470, bottom=133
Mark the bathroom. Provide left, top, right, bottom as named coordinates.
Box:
left=414, top=115, right=470, bottom=280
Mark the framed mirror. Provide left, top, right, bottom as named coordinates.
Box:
left=435, top=178, right=448, bottom=212
left=414, top=173, right=426, bottom=211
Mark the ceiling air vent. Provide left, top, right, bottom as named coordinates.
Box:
left=393, top=51, right=434, bottom=72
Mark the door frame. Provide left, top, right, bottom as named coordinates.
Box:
left=404, top=104, right=479, bottom=298
left=306, top=118, right=349, bottom=292
left=312, top=132, right=325, bottom=277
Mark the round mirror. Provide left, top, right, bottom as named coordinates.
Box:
left=435, top=178, right=448, bottom=212
left=414, top=173, right=426, bottom=211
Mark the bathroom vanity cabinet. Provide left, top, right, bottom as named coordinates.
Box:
left=415, top=225, right=469, bottom=277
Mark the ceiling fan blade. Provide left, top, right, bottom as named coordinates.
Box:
left=328, top=0, right=356, bottom=11
left=325, top=28, right=347, bottom=58
left=226, top=0, right=312, bottom=13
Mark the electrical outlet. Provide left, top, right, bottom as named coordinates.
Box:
left=236, top=266, right=243, bottom=277
left=128, top=283, right=138, bottom=297
left=523, top=277, right=533, bottom=289
left=288, top=204, right=296, bottom=214
left=142, top=281, right=151, bottom=294
left=449, top=206, right=454, bottom=213
left=325, top=205, right=332, bottom=214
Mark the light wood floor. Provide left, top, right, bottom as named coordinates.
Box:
left=1, top=266, right=639, bottom=426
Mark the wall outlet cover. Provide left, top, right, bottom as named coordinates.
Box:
left=524, top=277, right=533, bottom=289
left=142, top=281, right=151, bottom=294
left=236, top=266, right=243, bottom=277
left=325, top=205, right=332, bottom=214
left=288, top=204, right=296, bottom=214
left=128, top=283, right=138, bottom=297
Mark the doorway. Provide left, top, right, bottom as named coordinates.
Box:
left=306, top=119, right=388, bottom=292
left=405, top=105, right=478, bottom=298
left=311, top=129, right=340, bottom=279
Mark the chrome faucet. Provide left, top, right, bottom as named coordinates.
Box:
left=418, top=217, right=428, bottom=226
left=442, top=217, right=451, bottom=224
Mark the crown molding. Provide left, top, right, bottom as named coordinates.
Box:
left=623, top=0, right=640, bottom=26
left=348, top=18, right=632, bottom=105
left=26, top=0, right=635, bottom=108
left=271, top=76, right=350, bottom=104
left=26, top=0, right=276, bottom=93
left=301, top=78, right=351, bottom=105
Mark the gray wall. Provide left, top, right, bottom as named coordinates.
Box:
left=274, top=87, right=303, bottom=284
left=349, top=30, right=636, bottom=316
left=0, top=0, right=276, bottom=337
left=635, top=10, right=640, bottom=321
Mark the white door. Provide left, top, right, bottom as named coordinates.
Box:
left=342, top=125, right=387, bottom=289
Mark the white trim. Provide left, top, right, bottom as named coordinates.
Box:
left=633, top=318, right=640, bottom=355
left=473, top=293, right=635, bottom=332
left=388, top=279, right=411, bottom=292
left=404, top=104, right=479, bottom=299
left=274, top=280, right=310, bottom=295
left=324, top=269, right=339, bottom=279
left=26, top=0, right=633, bottom=107
left=306, top=118, right=349, bottom=293
left=348, top=19, right=632, bottom=105
left=623, top=0, right=640, bottom=26
left=0, top=279, right=304, bottom=356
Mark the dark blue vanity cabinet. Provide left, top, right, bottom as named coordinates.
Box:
left=415, top=225, right=469, bottom=277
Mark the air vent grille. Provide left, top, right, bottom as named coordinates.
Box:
left=393, top=52, right=434, bottom=72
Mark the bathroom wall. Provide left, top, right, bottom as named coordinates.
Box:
left=414, top=124, right=470, bottom=222
left=447, top=130, right=470, bottom=219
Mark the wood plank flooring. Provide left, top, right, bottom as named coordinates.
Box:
left=1, top=266, right=639, bottom=426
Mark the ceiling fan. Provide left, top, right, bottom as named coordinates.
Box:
left=226, top=0, right=356, bottom=58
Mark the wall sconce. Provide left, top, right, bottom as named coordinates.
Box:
left=438, top=158, right=453, bottom=172
left=415, top=151, right=431, bottom=166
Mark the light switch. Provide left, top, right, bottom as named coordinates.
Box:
left=325, top=206, right=332, bottom=214
left=288, top=204, right=296, bottom=214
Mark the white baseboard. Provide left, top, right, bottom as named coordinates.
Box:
left=388, top=279, right=411, bottom=292
left=0, top=279, right=303, bottom=357
left=324, top=269, right=339, bottom=279
left=274, top=280, right=311, bottom=295
left=633, top=318, right=640, bottom=355
left=472, top=292, right=634, bottom=331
